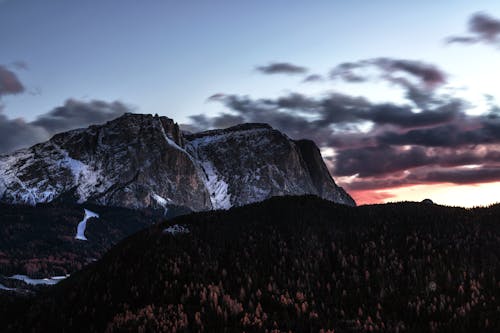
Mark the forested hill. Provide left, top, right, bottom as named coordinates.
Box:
left=3, top=196, right=500, bottom=332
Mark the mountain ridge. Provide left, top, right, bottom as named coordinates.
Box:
left=0, top=113, right=355, bottom=210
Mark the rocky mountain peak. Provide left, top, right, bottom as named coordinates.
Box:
left=0, top=113, right=355, bottom=211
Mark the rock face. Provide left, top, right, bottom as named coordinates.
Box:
left=294, top=139, right=355, bottom=206
left=0, top=113, right=355, bottom=211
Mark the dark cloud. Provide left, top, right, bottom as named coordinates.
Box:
left=31, top=99, right=129, bottom=136
left=330, top=58, right=447, bottom=109
left=340, top=177, right=416, bottom=191
left=302, top=74, right=324, bottom=83
left=330, top=62, right=365, bottom=80
left=423, top=167, right=500, bottom=184
left=447, top=12, right=500, bottom=46
left=335, top=145, right=500, bottom=183
left=188, top=58, right=500, bottom=194
left=378, top=125, right=461, bottom=147
left=330, top=58, right=447, bottom=89
left=0, top=99, right=130, bottom=154
left=374, top=58, right=446, bottom=88
left=330, top=62, right=369, bottom=82
left=200, top=91, right=460, bottom=138
left=470, top=13, right=500, bottom=40
left=0, top=65, right=24, bottom=96
left=334, top=145, right=435, bottom=177
left=446, top=36, right=478, bottom=45
left=365, top=102, right=460, bottom=128
left=0, top=115, right=48, bottom=154
left=256, top=62, right=308, bottom=75
left=378, top=114, right=500, bottom=147
left=212, top=114, right=246, bottom=128
left=190, top=90, right=500, bottom=187
left=335, top=146, right=500, bottom=203
left=206, top=93, right=226, bottom=101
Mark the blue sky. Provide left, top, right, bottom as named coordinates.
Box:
left=2, top=0, right=500, bottom=206
left=2, top=0, right=499, bottom=122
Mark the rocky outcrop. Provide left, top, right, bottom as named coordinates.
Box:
left=0, top=113, right=355, bottom=211
left=294, top=139, right=355, bottom=206
left=185, top=124, right=355, bottom=208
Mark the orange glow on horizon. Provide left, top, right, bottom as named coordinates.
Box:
left=350, top=181, right=500, bottom=208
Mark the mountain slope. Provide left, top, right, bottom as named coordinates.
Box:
left=5, top=196, right=499, bottom=332
left=0, top=203, right=165, bottom=279
left=0, top=114, right=211, bottom=211
left=0, top=114, right=355, bottom=211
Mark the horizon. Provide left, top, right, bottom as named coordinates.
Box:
left=2, top=1, right=500, bottom=207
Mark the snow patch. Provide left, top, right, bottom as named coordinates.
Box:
left=0, top=283, right=17, bottom=291
left=200, top=160, right=231, bottom=209
left=75, top=209, right=100, bottom=241
left=7, top=274, right=70, bottom=286
left=0, top=151, right=59, bottom=205
left=152, top=193, right=170, bottom=215
left=163, top=224, right=189, bottom=235
left=152, top=193, right=170, bottom=206
left=61, top=155, right=100, bottom=202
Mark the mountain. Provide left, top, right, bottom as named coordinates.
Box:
left=3, top=196, right=499, bottom=332
left=0, top=113, right=355, bottom=211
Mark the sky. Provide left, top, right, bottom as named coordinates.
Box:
left=1, top=0, right=500, bottom=207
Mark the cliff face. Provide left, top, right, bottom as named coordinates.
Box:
left=294, top=139, right=355, bottom=206
left=0, top=114, right=211, bottom=211
left=185, top=125, right=355, bottom=208
left=0, top=113, right=355, bottom=211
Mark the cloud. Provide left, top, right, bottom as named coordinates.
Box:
left=206, top=93, right=226, bottom=101
left=185, top=57, right=500, bottom=197
left=334, top=145, right=436, bottom=177
left=256, top=62, right=308, bottom=75
left=447, top=36, right=478, bottom=45
left=330, top=61, right=370, bottom=82
left=447, top=12, right=500, bottom=46
left=334, top=145, right=500, bottom=181
left=188, top=61, right=500, bottom=192
left=330, top=58, right=447, bottom=88
left=302, top=74, right=324, bottom=83
left=0, top=99, right=130, bottom=154
left=375, top=58, right=446, bottom=88
left=329, top=58, right=447, bottom=109
left=200, top=91, right=461, bottom=141
left=423, top=167, right=500, bottom=184
left=31, top=99, right=129, bottom=136
left=377, top=113, right=500, bottom=147
left=0, top=65, right=24, bottom=97
left=0, top=115, right=48, bottom=154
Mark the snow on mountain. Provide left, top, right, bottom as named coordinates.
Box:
left=163, top=224, right=190, bottom=235
left=0, top=283, right=17, bottom=291
left=0, top=113, right=355, bottom=210
left=75, top=209, right=100, bottom=241
left=185, top=123, right=355, bottom=207
left=7, top=274, right=69, bottom=286
left=151, top=193, right=171, bottom=215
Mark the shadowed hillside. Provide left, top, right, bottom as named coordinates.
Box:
left=0, top=203, right=178, bottom=278
left=2, top=196, right=500, bottom=332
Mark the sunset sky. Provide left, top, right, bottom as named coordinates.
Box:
left=1, top=1, right=500, bottom=207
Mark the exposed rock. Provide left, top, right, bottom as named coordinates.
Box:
left=294, top=139, right=355, bottom=206
left=0, top=113, right=355, bottom=210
